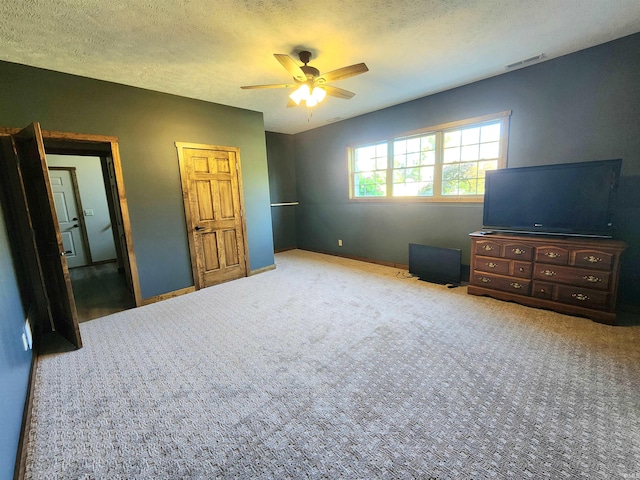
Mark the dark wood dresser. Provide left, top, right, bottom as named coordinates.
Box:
left=468, top=231, right=626, bottom=324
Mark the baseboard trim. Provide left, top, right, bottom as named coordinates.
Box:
left=140, top=286, right=196, bottom=306
left=295, top=248, right=473, bottom=282
left=250, top=264, right=276, bottom=276
left=274, top=246, right=297, bottom=253
left=298, top=247, right=409, bottom=270
left=14, top=346, right=37, bottom=480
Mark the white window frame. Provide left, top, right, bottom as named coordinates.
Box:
left=348, top=111, right=511, bottom=202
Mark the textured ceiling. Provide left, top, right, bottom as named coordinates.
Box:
left=2, top=0, right=640, bottom=134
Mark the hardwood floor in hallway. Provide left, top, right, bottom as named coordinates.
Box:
left=69, top=262, right=135, bottom=322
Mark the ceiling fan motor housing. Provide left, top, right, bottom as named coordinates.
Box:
left=298, top=50, right=312, bottom=64
left=301, top=65, right=319, bottom=81
left=297, top=51, right=319, bottom=81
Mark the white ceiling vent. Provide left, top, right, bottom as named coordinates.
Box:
left=505, top=54, right=545, bottom=69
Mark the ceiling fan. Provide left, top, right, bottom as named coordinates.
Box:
left=241, top=51, right=369, bottom=108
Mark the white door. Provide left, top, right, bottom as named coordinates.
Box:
left=49, top=168, right=89, bottom=268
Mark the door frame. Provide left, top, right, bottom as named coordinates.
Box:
left=0, top=126, right=142, bottom=306
left=175, top=141, right=250, bottom=290
left=48, top=166, right=93, bottom=267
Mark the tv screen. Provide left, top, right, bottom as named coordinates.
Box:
left=482, top=159, right=622, bottom=238
left=409, top=243, right=461, bottom=286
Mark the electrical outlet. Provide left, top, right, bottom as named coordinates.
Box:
left=338, top=239, right=343, bottom=247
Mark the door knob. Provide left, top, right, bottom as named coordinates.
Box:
left=195, top=226, right=205, bottom=231
left=73, top=224, right=79, bottom=228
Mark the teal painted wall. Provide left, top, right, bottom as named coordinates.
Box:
left=265, top=132, right=298, bottom=251
left=292, top=33, right=640, bottom=305
left=0, top=61, right=274, bottom=299
left=0, top=61, right=275, bottom=477
left=0, top=201, right=32, bottom=480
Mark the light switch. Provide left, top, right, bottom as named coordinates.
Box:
left=84, top=209, right=94, bottom=216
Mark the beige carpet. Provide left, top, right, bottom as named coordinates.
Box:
left=25, top=250, right=640, bottom=479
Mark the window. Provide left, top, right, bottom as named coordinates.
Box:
left=349, top=111, right=510, bottom=202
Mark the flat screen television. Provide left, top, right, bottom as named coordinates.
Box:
left=482, top=159, right=622, bottom=238
left=409, top=243, right=461, bottom=286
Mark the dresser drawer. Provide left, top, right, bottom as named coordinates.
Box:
left=474, top=256, right=510, bottom=275
left=503, top=242, right=533, bottom=261
left=471, top=272, right=531, bottom=295
left=555, top=285, right=609, bottom=310
left=532, top=281, right=555, bottom=300
left=535, top=246, right=570, bottom=265
left=572, top=249, right=614, bottom=270
left=533, top=265, right=611, bottom=290
left=474, top=240, right=503, bottom=258
left=513, top=261, right=532, bottom=278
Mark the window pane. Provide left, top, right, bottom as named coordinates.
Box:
left=407, top=152, right=420, bottom=167
left=461, top=127, right=480, bottom=145
left=477, top=177, right=487, bottom=195
left=479, top=141, right=499, bottom=159
left=421, top=135, right=436, bottom=152
left=443, top=147, right=460, bottom=163
left=355, top=143, right=387, bottom=174
left=480, top=123, right=501, bottom=142
left=418, top=183, right=434, bottom=196
left=354, top=145, right=376, bottom=171
left=461, top=145, right=479, bottom=162
left=478, top=160, right=498, bottom=178
left=442, top=179, right=459, bottom=195
left=420, top=166, right=434, bottom=182
left=421, top=150, right=435, bottom=165
left=458, top=178, right=478, bottom=195
left=442, top=164, right=459, bottom=181
left=393, top=168, right=407, bottom=183
left=393, top=154, right=406, bottom=168
left=459, top=162, right=478, bottom=180
left=394, top=140, right=406, bottom=155
left=354, top=170, right=386, bottom=197
left=444, top=130, right=461, bottom=148
left=406, top=137, right=420, bottom=153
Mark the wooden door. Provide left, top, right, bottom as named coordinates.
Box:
left=49, top=167, right=90, bottom=268
left=176, top=143, right=249, bottom=289
left=12, top=123, right=82, bottom=348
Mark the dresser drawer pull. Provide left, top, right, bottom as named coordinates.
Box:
left=572, top=293, right=589, bottom=301
left=542, top=269, right=556, bottom=277
left=545, top=252, right=560, bottom=258
left=482, top=245, right=494, bottom=251
left=518, top=267, right=525, bottom=272
left=510, top=282, right=524, bottom=289
left=584, top=255, right=602, bottom=264
left=487, top=262, right=497, bottom=268
left=512, top=248, right=526, bottom=255
left=583, top=275, right=602, bottom=283
left=479, top=277, right=491, bottom=283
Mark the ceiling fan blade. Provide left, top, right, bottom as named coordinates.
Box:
left=274, top=54, right=307, bottom=82
left=241, top=83, right=297, bottom=89
left=316, top=63, right=369, bottom=84
left=322, top=85, right=356, bottom=99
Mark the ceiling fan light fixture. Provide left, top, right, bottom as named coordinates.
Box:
left=289, top=84, right=327, bottom=108
left=289, top=84, right=310, bottom=105
left=312, top=86, right=326, bottom=103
